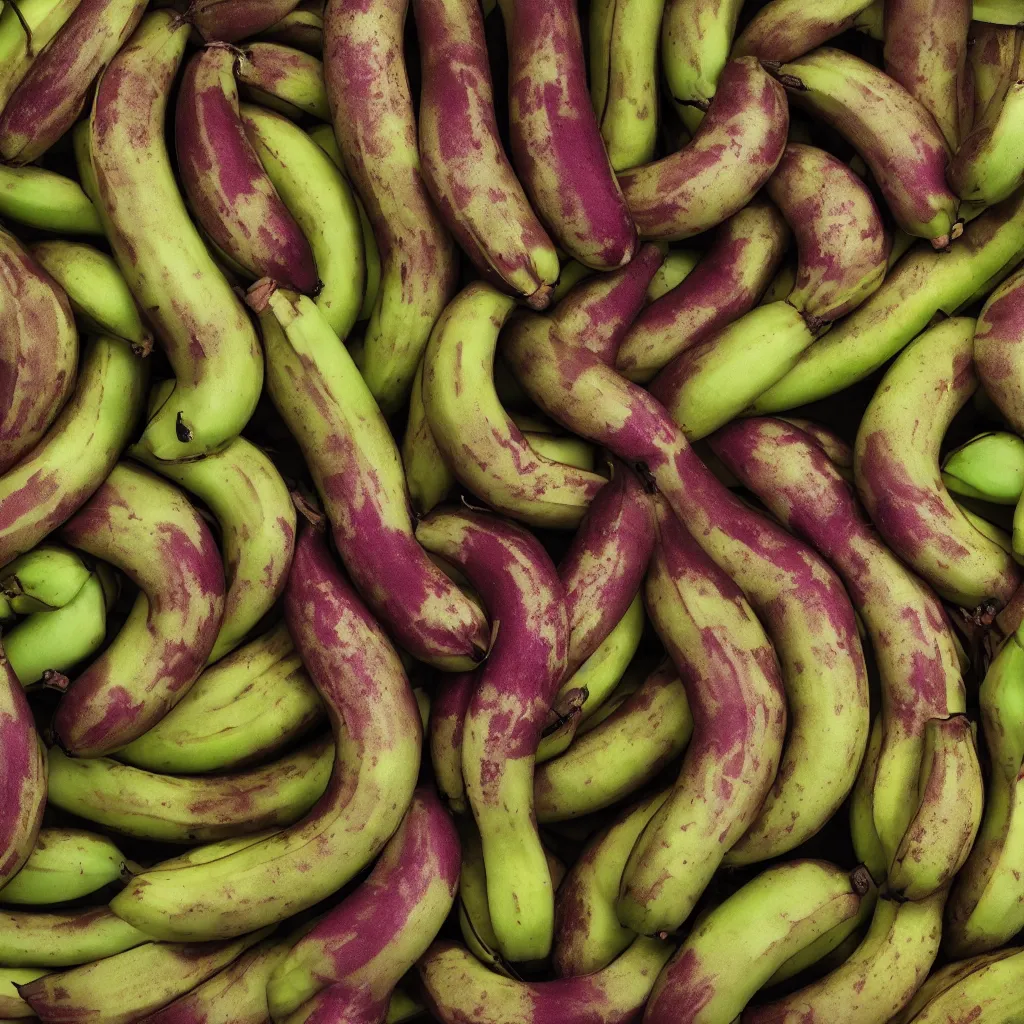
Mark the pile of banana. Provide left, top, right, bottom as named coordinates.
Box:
left=3, top=0, right=1024, bottom=1020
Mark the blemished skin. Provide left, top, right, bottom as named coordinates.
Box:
left=110, top=524, right=422, bottom=941
left=618, top=57, right=789, bottom=241
left=0, top=335, right=147, bottom=571
left=323, top=0, right=458, bottom=415
left=770, top=48, right=959, bottom=248
left=236, top=42, right=329, bottom=121
left=884, top=0, right=972, bottom=149
left=617, top=201, right=789, bottom=382
left=854, top=316, right=1022, bottom=610
left=765, top=143, right=888, bottom=323
left=0, top=645, right=45, bottom=890
left=975, top=266, right=1024, bottom=435
left=17, top=929, right=270, bottom=1024
left=644, top=861, right=869, bottom=1024
left=175, top=44, right=317, bottom=293
left=0, top=0, right=83, bottom=116
left=415, top=509, right=568, bottom=963
left=968, top=23, right=1022, bottom=122
left=415, top=0, right=559, bottom=309
left=189, top=0, right=301, bottom=42
left=709, top=418, right=967, bottom=879
left=0, top=907, right=149, bottom=968
left=617, top=499, right=787, bottom=935
left=429, top=670, right=475, bottom=813
left=54, top=463, right=225, bottom=757
left=90, top=11, right=265, bottom=462
left=419, top=937, right=673, bottom=1024
left=0, top=228, right=78, bottom=474
left=254, top=286, right=488, bottom=671
left=266, top=789, right=460, bottom=1021
left=258, top=2, right=324, bottom=54
left=0, top=0, right=148, bottom=165
left=45, top=737, right=333, bottom=843
left=502, top=0, right=638, bottom=270
left=732, top=0, right=876, bottom=62
left=752, top=186, right=1024, bottom=412
left=779, top=417, right=854, bottom=469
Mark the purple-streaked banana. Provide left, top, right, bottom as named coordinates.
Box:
left=733, top=0, right=876, bottom=61
left=429, top=670, right=474, bottom=814
left=0, top=0, right=82, bottom=114
left=258, top=0, right=322, bottom=53
left=975, top=265, right=1024, bottom=434
left=189, top=0, right=301, bottom=41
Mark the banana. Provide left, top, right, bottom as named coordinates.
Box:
left=131, top=435, right=296, bottom=664
left=176, top=45, right=318, bottom=294
left=259, top=0, right=322, bottom=51
left=416, top=509, right=568, bottom=962
left=0, top=162, right=102, bottom=236
left=237, top=42, right=329, bottom=120
left=646, top=248, right=702, bottom=301
left=898, top=946, right=1024, bottom=1022
left=0, top=0, right=81, bottom=114
left=500, top=0, right=637, bottom=270
left=0, top=965, right=45, bottom=1018
left=415, top=0, right=559, bottom=307
left=974, top=0, right=1024, bottom=24
left=770, top=47, right=959, bottom=247
left=780, top=416, right=854, bottom=470
left=0, top=229, right=78, bottom=475
left=53, top=463, right=224, bottom=756
left=18, top=928, right=270, bottom=1024
left=3, top=571, right=108, bottom=687
left=324, top=0, right=457, bottom=411
left=110, top=523, right=422, bottom=940
left=402, top=362, right=453, bottom=517
left=765, top=143, right=888, bottom=323
left=649, top=301, right=815, bottom=439
left=1, top=544, right=90, bottom=614
left=884, top=0, right=972, bottom=149
left=619, top=57, right=788, bottom=241
left=253, top=285, right=487, bottom=670
left=522, top=433, right=594, bottom=471
left=418, top=937, right=672, bottom=1024
left=968, top=23, right=1022, bottom=121
left=534, top=660, right=692, bottom=822
left=589, top=0, right=665, bottom=169
left=266, top=789, right=459, bottom=1020
left=421, top=283, right=605, bottom=528
left=710, top=418, right=968, bottom=879
left=117, top=623, right=323, bottom=774
left=90, top=10, right=264, bottom=461
left=976, top=265, right=1024, bottom=438
left=0, top=0, right=147, bottom=165
left=854, top=316, right=1022, bottom=609
left=0, top=828, right=127, bottom=906
left=0, top=644, right=44, bottom=893
left=733, top=0, right=876, bottom=61
left=849, top=715, right=888, bottom=884
left=152, top=831, right=280, bottom=871
left=0, top=908, right=149, bottom=968
left=646, top=861, right=871, bottom=1024
left=752, top=187, right=1024, bottom=411
left=552, top=790, right=668, bottom=977
left=616, top=200, right=789, bottom=382
left=189, top=0, right=302, bottom=41
left=943, top=431, right=1024, bottom=504
left=429, top=671, right=474, bottom=814
left=741, top=892, right=946, bottom=1023
left=550, top=260, right=596, bottom=303
left=242, top=106, right=364, bottom=339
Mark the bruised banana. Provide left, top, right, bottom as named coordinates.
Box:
left=733, top=0, right=876, bottom=62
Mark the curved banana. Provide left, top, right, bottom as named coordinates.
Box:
left=534, top=660, right=692, bottom=823
left=54, top=463, right=224, bottom=755
left=943, top=431, right=1024, bottom=503
left=523, top=433, right=594, bottom=470
left=416, top=508, right=567, bottom=962
left=0, top=907, right=149, bottom=968
left=422, top=283, right=605, bottom=528
left=402, top=358, right=453, bottom=517
left=501, top=0, right=637, bottom=269
left=618, top=57, right=788, bottom=241
left=646, top=248, right=702, bottom=301
left=0, top=0, right=82, bottom=114
left=0, top=828, right=127, bottom=906
left=974, top=0, right=1024, bottom=23
left=733, top=0, right=875, bottom=61
left=0, top=163, right=102, bottom=235
left=90, top=10, right=263, bottom=461
left=0, top=229, right=77, bottom=475
left=854, top=316, right=1022, bottom=610
left=975, top=265, right=1024, bottom=434
left=131, top=435, right=296, bottom=664
left=617, top=201, right=789, bottom=382
left=176, top=44, right=318, bottom=294
left=324, top=0, right=456, bottom=411
left=253, top=285, right=487, bottom=669
left=266, top=788, right=459, bottom=1020
left=950, top=76, right=1024, bottom=206
left=0, top=0, right=147, bottom=165
left=242, top=105, right=364, bottom=339
left=111, top=523, right=422, bottom=940
left=771, top=47, right=959, bottom=246
left=590, top=0, right=665, bottom=169
left=765, top=143, right=887, bottom=323
left=189, top=0, right=301, bottom=41
left=1, top=544, right=90, bottom=614
left=552, top=790, right=668, bottom=977
left=237, top=41, right=329, bottom=120
left=117, top=623, right=323, bottom=774
left=849, top=715, right=888, bottom=884
left=646, top=861, right=871, bottom=1024
left=415, top=0, right=559, bottom=308
left=418, top=937, right=672, bottom=1024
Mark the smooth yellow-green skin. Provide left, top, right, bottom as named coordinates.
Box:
left=0, top=164, right=102, bottom=235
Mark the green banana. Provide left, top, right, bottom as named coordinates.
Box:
left=117, top=623, right=323, bottom=774
left=0, top=829, right=127, bottom=906
left=968, top=23, right=1022, bottom=122
left=237, top=41, right=329, bottom=120
left=0, top=544, right=90, bottom=613
left=645, top=248, right=702, bottom=302
left=0, top=908, right=149, bottom=968
left=402, top=358, right=455, bottom=517
left=0, top=0, right=82, bottom=113
left=850, top=715, right=888, bottom=884
left=0, top=163, right=103, bottom=235
left=0, top=965, right=46, bottom=1018
left=522, top=433, right=595, bottom=472
left=974, top=0, right=1024, bottom=23
left=259, top=0, right=323, bottom=53
left=943, top=430, right=1024, bottom=504
left=733, top=0, right=877, bottom=62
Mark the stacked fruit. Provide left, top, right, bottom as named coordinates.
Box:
left=2, top=0, right=1024, bottom=1020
